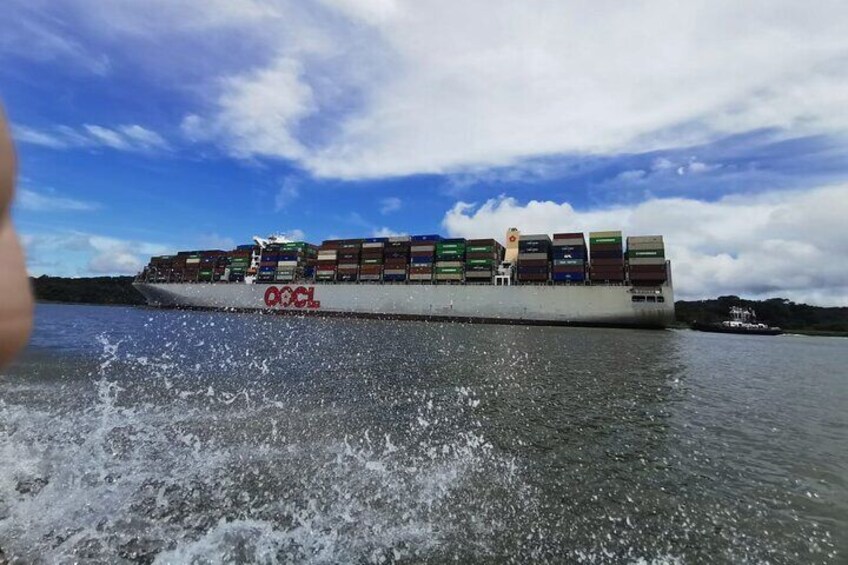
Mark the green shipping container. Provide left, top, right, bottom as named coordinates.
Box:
left=466, top=258, right=494, bottom=266
left=436, top=243, right=466, bottom=251
left=590, top=237, right=622, bottom=245
left=627, top=249, right=664, bottom=258
left=466, top=245, right=493, bottom=253
left=435, top=267, right=463, bottom=274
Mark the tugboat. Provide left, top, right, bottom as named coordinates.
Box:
left=692, top=306, right=783, bottom=336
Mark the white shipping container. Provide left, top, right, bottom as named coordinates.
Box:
left=627, top=257, right=666, bottom=265
left=186, top=258, right=201, bottom=264
left=277, top=260, right=299, bottom=267
left=519, top=252, right=549, bottom=260
left=626, top=242, right=665, bottom=251
left=435, top=261, right=462, bottom=268
left=411, top=245, right=435, bottom=252
left=362, top=242, right=385, bottom=249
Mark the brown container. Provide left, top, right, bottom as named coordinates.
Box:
left=409, top=266, right=433, bottom=274
left=384, top=258, right=408, bottom=268
left=359, top=265, right=383, bottom=274
left=628, top=264, right=667, bottom=274
left=518, top=273, right=549, bottom=281
left=465, top=252, right=497, bottom=260
left=553, top=232, right=584, bottom=240
left=629, top=270, right=667, bottom=281
left=518, top=259, right=549, bottom=267
left=590, top=242, right=622, bottom=252
left=591, top=258, right=625, bottom=267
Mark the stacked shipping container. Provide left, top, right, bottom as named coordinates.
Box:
left=589, top=231, right=625, bottom=283
left=552, top=232, right=587, bottom=283
left=384, top=237, right=411, bottom=282
left=142, top=230, right=671, bottom=288
left=464, top=239, right=504, bottom=283
left=316, top=240, right=339, bottom=282
left=626, top=235, right=668, bottom=286
left=226, top=249, right=252, bottom=282
left=336, top=239, right=362, bottom=282
left=518, top=234, right=551, bottom=282
left=409, top=234, right=440, bottom=282
left=360, top=238, right=386, bottom=282
left=435, top=238, right=466, bottom=282
left=179, top=251, right=202, bottom=282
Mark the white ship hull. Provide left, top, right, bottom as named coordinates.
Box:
left=134, top=282, right=675, bottom=329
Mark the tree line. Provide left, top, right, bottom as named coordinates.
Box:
left=28, top=276, right=848, bottom=332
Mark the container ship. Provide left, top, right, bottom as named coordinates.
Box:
left=134, top=228, right=675, bottom=329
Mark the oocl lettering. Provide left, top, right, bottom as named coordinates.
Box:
left=263, top=285, right=320, bottom=309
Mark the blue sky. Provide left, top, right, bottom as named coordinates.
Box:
left=4, top=1, right=848, bottom=304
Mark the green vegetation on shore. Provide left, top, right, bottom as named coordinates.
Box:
left=30, top=275, right=146, bottom=306
left=29, top=277, right=848, bottom=333
left=675, top=295, right=848, bottom=334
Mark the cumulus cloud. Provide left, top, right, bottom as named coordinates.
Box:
left=181, top=57, right=314, bottom=160
left=16, top=1, right=848, bottom=180
left=13, top=123, right=169, bottom=153
left=15, top=188, right=99, bottom=212
left=372, top=226, right=406, bottom=238
left=278, top=229, right=306, bottom=241
left=442, top=185, right=848, bottom=306
left=169, top=1, right=848, bottom=179
left=21, top=232, right=171, bottom=277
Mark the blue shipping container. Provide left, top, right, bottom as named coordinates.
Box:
left=410, top=256, right=433, bottom=265
left=552, top=273, right=585, bottom=281
left=411, top=234, right=442, bottom=241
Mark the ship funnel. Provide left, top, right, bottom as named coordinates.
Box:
left=504, top=227, right=520, bottom=264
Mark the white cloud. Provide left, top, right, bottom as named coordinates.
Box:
left=279, top=228, right=306, bottom=241
left=379, top=196, right=401, bottom=214
left=117, top=125, right=169, bottom=150
left=196, top=233, right=236, bottom=250
left=21, top=232, right=171, bottom=277
left=15, top=188, right=100, bottom=212
left=168, top=0, right=848, bottom=179
left=372, top=226, right=406, bottom=238
left=181, top=57, right=314, bottom=160
left=615, top=170, right=647, bottom=182
left=274, top=178, right=301, bottom=211
left=1, top=0, right=111, bottom=75
left=441, top=184, right=848, bottom=306
left=12, top=126, right=70, bottom=149
left=14, top=123, right=169, bottom=153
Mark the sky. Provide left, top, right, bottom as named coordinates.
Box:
left=3, top=0, right=848, bottom=305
